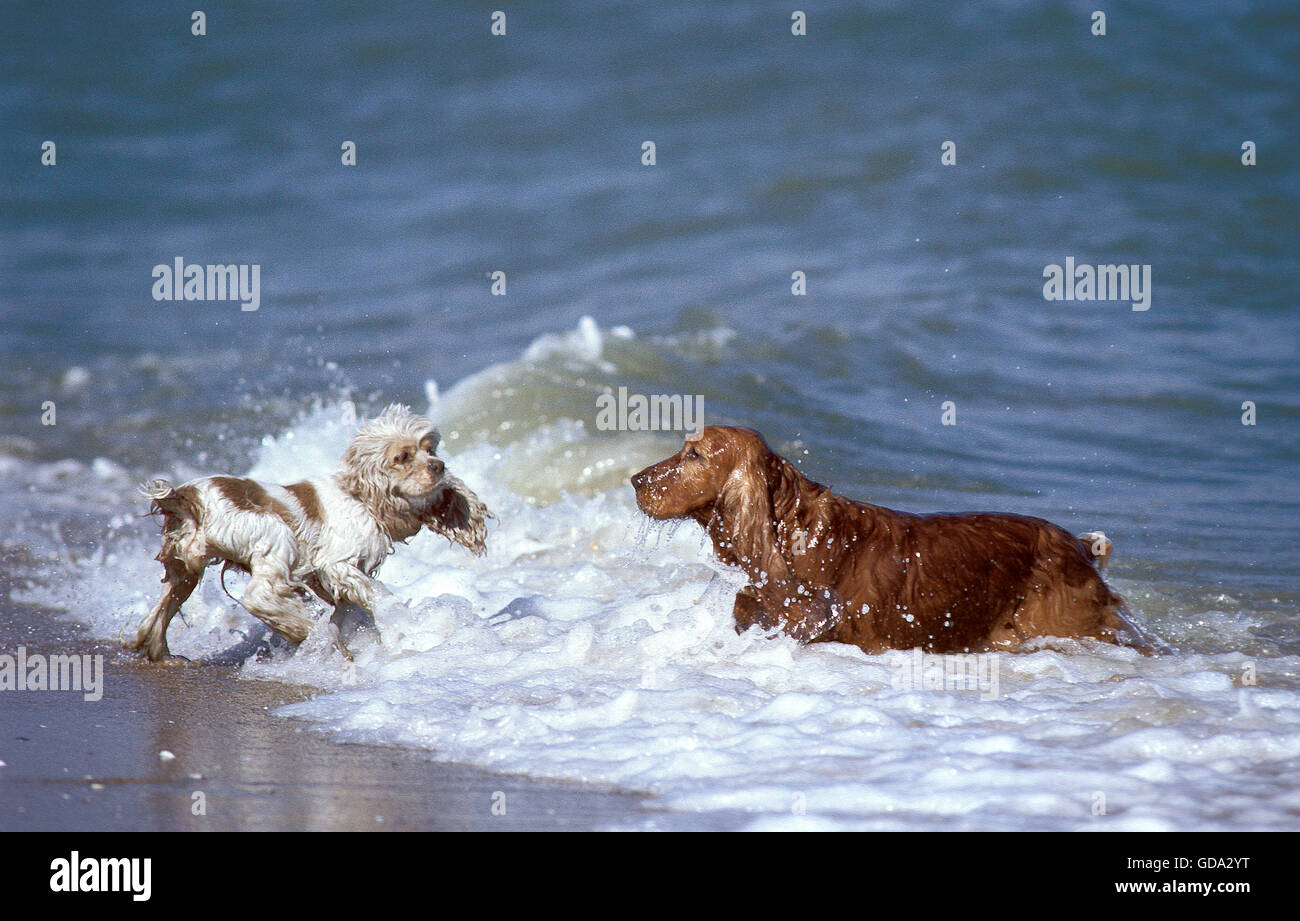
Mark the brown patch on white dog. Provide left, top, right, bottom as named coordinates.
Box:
left=285, top=480, right=325, bottom=524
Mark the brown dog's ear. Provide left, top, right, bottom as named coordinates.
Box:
left=423, top=474, right=491, bottom=556
left=717, top=440, right=794, bottom=585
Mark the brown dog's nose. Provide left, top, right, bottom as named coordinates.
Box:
left=630, top=470, right=648, bottom=490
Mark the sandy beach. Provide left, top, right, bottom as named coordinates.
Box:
left=0, top=603, right=726, bottom=832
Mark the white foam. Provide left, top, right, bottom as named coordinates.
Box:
left=18, top=317, right=1300, bottom=830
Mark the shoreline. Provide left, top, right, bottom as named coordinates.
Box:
left=0, top=604, right=736, bottom=831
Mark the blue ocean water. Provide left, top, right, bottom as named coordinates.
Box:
left=2, top=2, right=1298, bottom=828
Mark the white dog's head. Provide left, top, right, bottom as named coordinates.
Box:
left=337, top=404, right=490, bottom=553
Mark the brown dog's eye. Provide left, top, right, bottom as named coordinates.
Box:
left=685, top=448, right=700, bottom=459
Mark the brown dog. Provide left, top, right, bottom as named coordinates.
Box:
left=631, top=425, right=1150, bottom=654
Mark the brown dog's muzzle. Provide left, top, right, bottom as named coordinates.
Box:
left=630, top=464, right=670, bottom=517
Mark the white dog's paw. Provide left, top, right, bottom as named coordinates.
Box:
left=367, top=594, right=415, bottom=651
left=372, top=593, right=413, bottom=623
left=298, top=618, right=354, bottom=664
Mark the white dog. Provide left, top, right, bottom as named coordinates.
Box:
left=129, top=404, right=490, bottom=662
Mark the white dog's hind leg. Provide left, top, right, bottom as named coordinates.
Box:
left=130, top=523, right=204, bottom=662
left=131, top=564, right=200, bottom=662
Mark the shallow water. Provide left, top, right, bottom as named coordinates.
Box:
left=12, top=321, right=1300, bottom=830
left=3, top=2, right=1298, bottom=829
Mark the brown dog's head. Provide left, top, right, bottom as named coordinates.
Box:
left=631, top=425, right=825, bottom=583
left=630, top=425, right=774, bottom=521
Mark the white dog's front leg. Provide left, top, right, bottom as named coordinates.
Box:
left=319, top=563, right=380, bottom=612
left=321, top=564, right=411, bottom=644
left=368, top=582, right=415, bottom=630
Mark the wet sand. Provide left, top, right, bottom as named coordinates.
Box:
left=0, top=607, right=732, bottom=831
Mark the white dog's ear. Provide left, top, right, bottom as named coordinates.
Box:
left=423, top=474, right=491, bottom=556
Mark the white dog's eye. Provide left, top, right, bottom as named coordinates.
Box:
left=394, top=451, right=411, bottom=465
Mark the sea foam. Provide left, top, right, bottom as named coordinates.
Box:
left=15, top=318, right=1300, bottom=830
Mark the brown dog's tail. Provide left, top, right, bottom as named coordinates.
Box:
left=1076, top=530, right=1113, bottom=571
left=1077, top=529, right=1170, bottom=655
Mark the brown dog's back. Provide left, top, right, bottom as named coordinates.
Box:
left=810, top=504, right=1126, bottom=652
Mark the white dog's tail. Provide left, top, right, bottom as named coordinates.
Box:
left=140, top=478, right=175, bottom=502
left=139, top=478, right=201, bottom=521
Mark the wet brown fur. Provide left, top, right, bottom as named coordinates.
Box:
left=632, top=426, right=1145, bottom=654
